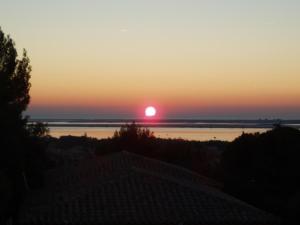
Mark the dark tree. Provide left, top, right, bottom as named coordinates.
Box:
left=112, top=122, right=155, bottom=153
left=1, top=27, right=34, bottom=172
left=27, top=122, right=50, bottom=138
left=221, top=126, right=300, bottom=223
left=113, top=122, right=154, bottom=142
left=0, top=27, right=45, bottom=223
left=0, top=28, right=31, bottom=131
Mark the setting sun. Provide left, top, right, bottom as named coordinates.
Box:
left=145, top=106, right=156, bottom=117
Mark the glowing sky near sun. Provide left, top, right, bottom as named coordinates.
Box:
left=1, top=0, right=300, bottom=119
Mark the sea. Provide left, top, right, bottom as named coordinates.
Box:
left=30, top=119, right=300, bottom=142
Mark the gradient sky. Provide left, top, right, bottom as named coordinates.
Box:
left=1, top=0, right=300, bottom=119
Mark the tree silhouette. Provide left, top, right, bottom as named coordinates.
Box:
left=113, top=122, right=154, bottom=142
left=27, top=122, right=50, bottom=138
left=221, top=126, right=300, bottom=223
left=0, top=27, right=34, bottom=169
left=0, top=27, right=45, bottom=223
left=112, top=122, right=155, bottom=153
left=0, top=28, right=31, bottom=131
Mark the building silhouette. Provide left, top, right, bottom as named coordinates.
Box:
left=17, top=151, right=279, bottom=225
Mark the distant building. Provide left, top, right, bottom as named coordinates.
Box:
left=17, top=152, right=279, bottom=225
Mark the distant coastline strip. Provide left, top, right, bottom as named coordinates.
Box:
left=28, top=119, right=300, bottom=129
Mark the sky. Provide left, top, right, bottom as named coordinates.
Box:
left=1, top=0, right=300, bottom=119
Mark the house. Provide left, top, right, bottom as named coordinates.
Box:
left=17, top=151, right=279, bottom=225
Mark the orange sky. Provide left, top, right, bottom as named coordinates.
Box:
left=1, top=0, right=300, bottom=118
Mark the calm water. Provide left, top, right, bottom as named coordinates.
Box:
left=49, top=127, right=269, bottom=141
left=40, top=119, right=300, bottom=141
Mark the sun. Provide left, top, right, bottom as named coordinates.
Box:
left=145, top=106, right=156, bottom=117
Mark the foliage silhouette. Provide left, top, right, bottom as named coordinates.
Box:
left=111, top=122, right=155, bottom=154
left=0, top=27, right=47, bottom=223
left=113, top=122, right=154, bottom=141
left=27, top=122, right=50, bottom=138
left=221, top=126, right=300, bottom=223
left=92, top=122, right=226, bottom=178
left=0, top=29, right=31, bottom=130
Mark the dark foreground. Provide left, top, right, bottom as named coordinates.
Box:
left=2, top=125, right=300, bottom=224
left=17, top=151, right=279, bottom=225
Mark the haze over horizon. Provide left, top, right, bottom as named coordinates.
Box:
left=1, top=0, right=300, bottom=119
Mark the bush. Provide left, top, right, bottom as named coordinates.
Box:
left=221, top=126, right=300, bottom=219
left=112, top=122, right=155, bottom=152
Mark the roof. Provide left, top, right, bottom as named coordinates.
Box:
left=17, top=151, right=279, bottom=225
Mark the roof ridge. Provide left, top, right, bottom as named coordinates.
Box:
left=120, top=151, right=222, bottom=187
left=130, top=166, right=276, bottom=216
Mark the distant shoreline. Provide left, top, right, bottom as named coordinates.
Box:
left=29, top=119, right=300, bottom=129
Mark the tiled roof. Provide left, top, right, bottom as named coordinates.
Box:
left=17, top=151, right=279, bottom=225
